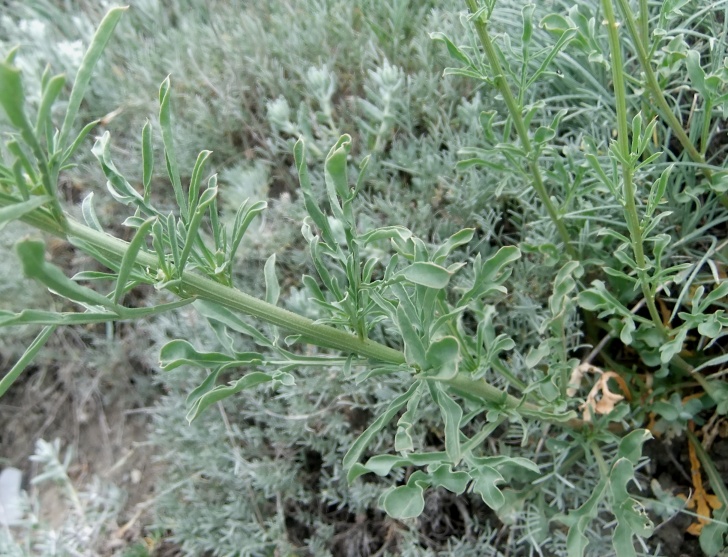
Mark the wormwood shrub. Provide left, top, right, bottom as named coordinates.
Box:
left=1, top=2, right=728, bottom=556
left=0, top=439, right=125, bottom=555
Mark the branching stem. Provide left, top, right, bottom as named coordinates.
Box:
left=615, top=0, right=717, bottom=185
left=464, top=0, right=575, bottom=257
left=601, top=0, right=666, bottom=336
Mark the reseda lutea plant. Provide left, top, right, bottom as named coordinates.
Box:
left=1, top=2, right=728, bottom=555
left=432, top=1, right=728, bottom=553
left=0, top=0, right=571, bottom=508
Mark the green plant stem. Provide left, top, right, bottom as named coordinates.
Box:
left=638, top=0, right=649, bottom=49
left=69, top=219, right=404, bottom=364
left=601, top=0, right=666, bottom=336
left=492, top=359, right=528, bottom=391
left=671, top=354, right=716, bottom=395
left=700, top=98, right=713, bottom=158
left=591, top=442, right=610, bottom=477
left=614, top=0, right=715, bottom=185
left=464, top=0, right=575, bottom=258
left=3, top=199, right=580, bottom=423
left=1, top=198, right=402, bottom=363
left=446, top=375, right=569, bottom=422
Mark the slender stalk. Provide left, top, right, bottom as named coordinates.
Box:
left=638, top=0, right=649, bottom=49
left=492, top=357, right=528, bottom=392
left=591, top=442, right=610, bottom=477
left=700, top=98, right=713, bottom=157
left=464, top=0, right=575, bottom=258
left=601, top=0, right=666, bottom=335
left=447, top=375, right=570, bottom=422
left=671, top=354, right=716, bottom=395
left=615, top=0, right=715, bottom=184
left=0, top=196, right=403, bottom=363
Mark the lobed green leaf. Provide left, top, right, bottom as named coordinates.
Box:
left=186, top=371, right=276, bottom=423
left=380, top=472, right=429, bottom=519
left=470, top=465, right=505, bottom=510
left=425, top=336, right=460, bottom=379
left=343, top=381, right=421, bottom=480
left=159, top=339, right=262, bottom=371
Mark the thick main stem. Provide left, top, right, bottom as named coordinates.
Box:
left=69, top=218, right=406, bottom=364
left=601, top=0, right=666, bottom=335
left=4, top=199, right=576, bottom=423
left=464, top=0, right=575, bottom=257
